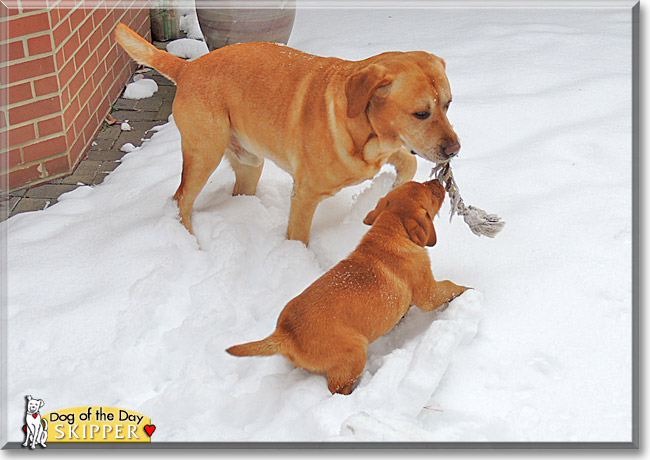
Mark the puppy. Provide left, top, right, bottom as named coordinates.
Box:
left=227, top=180, right=470, bottom=394
left=23, top=395, right=47, bottom=449
left=114, top=24, right=460, bottom=244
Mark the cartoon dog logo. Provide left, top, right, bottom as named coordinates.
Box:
left=22, top=395, right=48, bottom=449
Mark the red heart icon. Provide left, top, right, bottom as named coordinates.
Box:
left=32, top=414, right=37, bottom=418
left=144, top=424, right=156, bottom=437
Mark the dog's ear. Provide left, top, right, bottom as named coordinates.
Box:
left=39, top=400, right=44, bottom=409
left=403, top=209, right=437, bottom=247
left=363, top=197, right=389, bottom=226
left=346, top=64, right=392, bottom=118
left=26, top=395, right=32, bottom=401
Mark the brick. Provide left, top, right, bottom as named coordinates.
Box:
left=73, top=104, right=90, bottom=137
left=63, top=96, right=80, bottom=128
left=0, top=111, right=6, bottom=129
left=65, top=126, right=76, bottom=150
left=43, top=154, right=71, bottom=176
left=8, top=13, right=50, bottom=40
left=9, top=164, right=40, bottom=189
left=58, top=58, right=75, bottom=89
left=88, top=84, right=104, bottom=112
left=2, top=6, right=21, bottom=18
left=6, top=56, right=55, bottom=84
left=83, top=117, right=100, bottom=145
left=69, top=131, right=87, bottom=164
left=78, top=16, right=93, bottom=41
left=53, top=18, right=71, bottom=46
left=74, top=41, right=91, bottom=70
left=69, top=7, right=85, bottom=30
left=91, top=7, right=105, bottom=29
left=7, top=148, right=23, bottom=168
left=52, top=7, right=72, bottom=28
left=62, top=32, right=80, bottom=62
left=84, top=50, right=99, bottom=78
left=88, top=26, right=103, bottom=52
left=8, top=96, right=61, bottom=125
left=96, top=35, right=110, bottom=59
left=8, top=41, right=25, bottom=61
left=27, top=34, right=52, bottom=56
left=8, top=82, right=33, bottom=105
left=78, top=78, right=94, bottom=106
left=8, top=124, right=36, bottom=146
left=33, top=75, right=59, bottom=97
left=23, top=135, right=67, bottom=163
left=37, top=116, right=64, bottom=137
left=66, top=69, right=85, bottom=101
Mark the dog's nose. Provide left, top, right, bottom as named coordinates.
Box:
left=443, top=141, right=460, bottom=158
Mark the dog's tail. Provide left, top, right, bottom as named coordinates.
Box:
left=226, top=334, right=282, bottom=357
left=114, top=23, right=186, bottom=83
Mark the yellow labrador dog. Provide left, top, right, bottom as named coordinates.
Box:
left=114, top=24, right=460, bottom=244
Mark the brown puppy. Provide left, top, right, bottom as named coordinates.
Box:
left=114, top=24, right=460, bottom=244
left=227, top=180, right=470, bottom=394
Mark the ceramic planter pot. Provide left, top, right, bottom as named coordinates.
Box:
left=194, top=0, right=296, bottom=51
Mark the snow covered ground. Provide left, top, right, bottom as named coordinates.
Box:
left=4, top=5, right=634, bottom=445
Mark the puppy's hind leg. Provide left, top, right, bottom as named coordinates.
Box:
left=325, top=338, right=368, bottom=395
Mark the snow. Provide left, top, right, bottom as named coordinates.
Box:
left=122, top=78, right=158, bottom=100
left=167, top=38, right=209, bottom=61
left=179, top=2, right=204, bottom=41
left=119, top=142, right=136, bottom=153
left=4, top=5, right=634, bottom=445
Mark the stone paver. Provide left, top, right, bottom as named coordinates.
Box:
left=3, top=54, right=177, bottom=221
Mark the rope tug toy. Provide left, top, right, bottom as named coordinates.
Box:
left=430, top=161, right=505, bottom=238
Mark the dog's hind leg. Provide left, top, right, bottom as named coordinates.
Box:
left=173, top=122, right=230, bottom=234
left=225, top=149, right=264, bottom=196
left=324, top=337, right=368, bottom=395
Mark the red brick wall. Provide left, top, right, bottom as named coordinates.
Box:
left=1, top=0, right=151, bottom=192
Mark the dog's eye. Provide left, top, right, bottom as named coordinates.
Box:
left=413, top=111, right=430, bottom=120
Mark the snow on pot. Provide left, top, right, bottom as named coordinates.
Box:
left=194, top=0, right=296, bottom=51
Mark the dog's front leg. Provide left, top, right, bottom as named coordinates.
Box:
left=30, top=426, right=39, bottom=449
left=387, top=148, right=417, bottom=188
left=416, top=279, right=470, bottom=312
left=22, top=427, right=30, bottom=447
left=287, top=183, right=322, bottom=245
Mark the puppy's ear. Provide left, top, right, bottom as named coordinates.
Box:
left=363, top=197, right=389, bottom=226
left=39, top=400, right=44, bottom=409
left=26, top=395, right=32, bottom=401
left=403, top=209, right=437, bottom=247
left=346, top=64, right=392, bottom=118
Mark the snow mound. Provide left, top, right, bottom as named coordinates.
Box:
left=123, top=78, right=158, bottom=99
left=167, top=38, right=209, bottom=60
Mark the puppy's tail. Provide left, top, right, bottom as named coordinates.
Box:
left=114, top=23, right=186, bottom=83
left=226, top=334, right=282, bottom=357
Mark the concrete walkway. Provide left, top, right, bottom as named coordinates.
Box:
left=3, top=61, right=176, bottom=221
